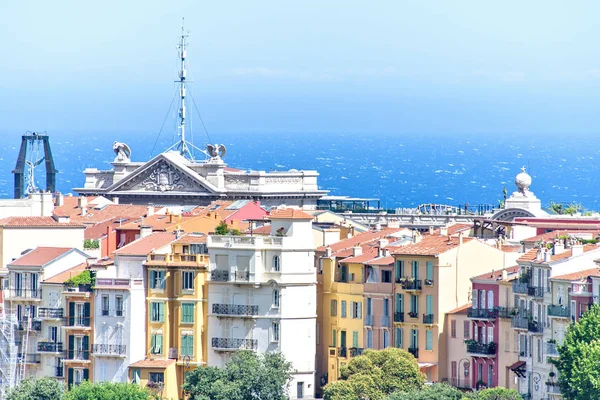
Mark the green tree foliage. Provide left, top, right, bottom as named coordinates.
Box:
left=182, top=350, right=293, bottom=400
left=65, top=270, right=92, bottom=286
left=65, top=381, right=151, bottom=400
left=471, top=387, right=522, bottom=399
left=387, top=383, right=463, bottom=400
left=549, top=201, right=583, bottom=215
left=553, top=304, right=600, bottom=399
left=6, top=377, right=65, bottom=400
left=214, top=221, right=229, bottom=235
left=323, top=348, right=425, bottom=400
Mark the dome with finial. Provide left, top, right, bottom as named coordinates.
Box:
left=515, top=166, right=531, bottom=193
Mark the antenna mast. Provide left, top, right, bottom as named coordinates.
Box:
left=177, top=18, right=192, bottom=159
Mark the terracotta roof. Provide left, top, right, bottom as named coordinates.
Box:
left=269, top=208, right=314, bottom=220
left=431, top=223, right=473, bottom=236
left=552, top=267, right=600, bottom=281
left=472, top=265, right=520, bottom=281
left=517, top=248, right=538, bottom=262
left=245, top=225, right=272, bottom=235
left=499, top=244, right=523, bottom=253
left=0, top=216, right=84, bottom=228
left=317, top=228, right=405, bottom=253
left=116, top=213, right=193, bottom=231
left=184, top=201, right=238, bottom=220
left=519, top=244, right=600, bottom=263
left=84, top=217, right=124, bottom=240
left=113, top=232, right=176, bottom=256
left=367, top=255, right=395, bottom=266
left=523, top=230, right=600, bottom=243
left=392, top=235, right=473, bottom=256
left=53, top=203, right=151, bottom=224
left=129, top=359, right=175, bottom=368
left=172, top=234, right=207, bottom=245
left=447, top=303, right=471, bottom=315
left=9, top=247, right=74, bottom=267
left=340, top=248, right=379, bottom=264
left=43, top=262, right=88, bottom=284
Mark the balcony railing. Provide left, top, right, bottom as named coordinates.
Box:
left=394, top=312, right=404, bottom=323
left=466, top=342, right=496, bottom=356
left=212, top=304, right=259, bottom=317
left=212, top=337, right=258, bottom=350
left=234, top=271, right=250, bottom=282
left=408, top=347, right=419, bottom=358
left=512, top=282, right=528, bottom=294
left=380, top=315, right=390, bottom=327
left=66, top=350, right=90, bottom=360
left=38, top=308, right=64, bottom=319
left=37, top=342, right=63, bottom=352
left=423, top=314, right=434, bottom=324
left=528, top=286, right=545, bottom=298
left=364, top=314, right=373, bottom=326
left=17, top=319, right=42, bottom=331
left=92, top=344, right=127, bottom=356
left=64, top=283, right=93, bottom=293
left=497, top=307, right=513, bottom=319
left=67, top=316, right=91, bottom=327
left=7, top=288, right=41, bottom=299
left=350, top=347, right=364, bottom=357
left=467, top=308, right=497, bottom=319
left=548, top=304, right=570, bottom=318
left=546, top=342, right=559, bottom=357
left=401, top=278, right=422, bottom=291
left=511, top=317, right=528, bottom=329
left=95, top=278, right=130, bottom=287
left=56, top=366, right=64, bottom=378
left=338, top=347, right=347, bottom=358
left=210, top=270, right=250, bottom=282
left=528, top=320, right=544, bottom=334
left=18, top=353, right=41, bottom=363
left=408, top=311, right=418, bottom=319
left=424, top=278, right=434, bottom=286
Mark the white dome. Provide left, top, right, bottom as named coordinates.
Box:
left=515, top=167, right=531, bottom=192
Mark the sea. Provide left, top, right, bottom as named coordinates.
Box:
left=0, top=131, right=598, bottom=211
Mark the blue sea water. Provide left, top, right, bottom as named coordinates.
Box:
left=0, top=131, right=598, bottom=211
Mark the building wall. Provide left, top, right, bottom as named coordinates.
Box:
left=445, top=312, right=471, bottom=388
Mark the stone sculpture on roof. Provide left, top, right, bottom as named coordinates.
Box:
left=113, top=141, right=131, bottom=163
left=206, top=144, right=226, bottom=160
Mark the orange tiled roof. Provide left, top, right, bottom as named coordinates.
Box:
left=0, top=216, right=84, bottom=228
left=269, top=208, right=314, bottom=220
left=447, top=303, right=471, bottom=315
left=185, top=201, right=237, bottom=218
left=113, top=232, right=177, bottom=256
left=245, top=225, right=272, bottom=236
left=129, top=359, right=176, bottom=368
left=431, top=223, right=473, bottom=236
left=472, top=265, right=520, bottom=281
left=340, top=248, right=379, bottom=264
left=172, top=234, right=207, bottom=245
left=43, top=262, right=88, bottom=284
left=317, top=228, right=405, bottom=253
left=367, top=255, right=395, bottom=266
left=552, top=267, right=600, bottom=281
left=523, top=230, right=600, bottom=243
left=116, top=213, right=193, bottom=231
left=520, top=244, right=600, bottom=263
left=392, top=235, right=473, bottom=256
left=84, top=217, right=125, bottom=240
left=53, top=203, right=151, bottom=225
left=9, top=247, right=74, bottom=267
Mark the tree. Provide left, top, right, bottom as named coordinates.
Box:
left=65, top=381, right=151, bottom=400
left=323, top=348, right=425, bottom=400
left=6, top=377, right=65, bottom=400
left=472, top=387, right=522, bottom=399
left=215, top=221, right=229, bottom=235
left=387, top=383, right=463, bottom=400
left=182, top=350, right=294, bottom=400
left=553, top=304, right=600, bottom=399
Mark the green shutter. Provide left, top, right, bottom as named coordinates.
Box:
left=426, top=295, right=433, bottom=315
left=341, top=301, right=347, bottom=318
left=182, top=304, right=194, bottom=323
left=426, top=330, right=433, bottom=350
left=69, top=302, right=75, bottom=326
left=83, top=369, right=89, bottom=381
left=412, top=261, right=418, bottom=278
left=159, top=303, right=164, bottom=322
left=182, top=335, right=193, bottom=356
left=395, top=328, right=403, bottom=348
left=426, top=262, right=433, bottom=281
left=151, top=334, right=156, bottom=353
left=82, top=336, right=89, bottom=359
left=68, top=368, right=74, bottom=388
left=68, top=335, right=74, bottom=359
left=352, top=331, right=359, bottom=348
left=84, top=303, right=90, bottom=322
left=332, top=329, right=337, bottom=347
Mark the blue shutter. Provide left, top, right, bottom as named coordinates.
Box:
left=426, top=261, right=433, bottom=281
left=341, top=301, right=347, bottom=318
left=69, top=302, right=75, bottom=326
left=426, top=295, right=433, bottom=315
left=352, top=331, right=359, bottom=348
left=159, top=303, right=164, bottom=322
left=426, top=330, right=433, bottom=350
left=357, top=302, right=362, bottom=319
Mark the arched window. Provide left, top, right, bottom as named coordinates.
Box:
left=273, top=289, right=280, bottom=308
left=273, top=255, right=281, bottom=272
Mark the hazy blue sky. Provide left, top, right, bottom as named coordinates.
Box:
left=2, top=1, right=600, bottom=136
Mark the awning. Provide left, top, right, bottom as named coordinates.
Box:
left=418, top=362, right=437, bottom=369
left=509, top=361, right=527, bottom=378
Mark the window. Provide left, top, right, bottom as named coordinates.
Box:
left=463, top=321, right=470, bottom=339
left=383, top=298, right=389, bottom=317
left=115, top=295, right=124, bottom=317
left=395, top=293, right=403, bottom=313
left=472, top=289, right=478, bottom=309
left=131, top=368, right=141, bottom=384
left=352, top=331, right=359, bottom=348
left=426, top=295, right=433, bottom=316
left=151, top=334, right=163, bottom=354
left=395, top=328, right=403, bottom=348
left=330, top=300, right=337, bottom=316
left=451, top=361, right=457, bottom=382
left=74, top=368, right=84, bottom=385
left=426, top=262, right=433, bottom=283
left=181, top=303, right=194, bottom=323
left=273, top=290, right=280, bottom=308
left=148, top=372, right=164, bottom=384
left=383, top=331, right=389, bottom=348
left=31, top=273, right=39, bottom=294
left=426, top=330, right=433, bottom=350
left=351, top=301, right=362, bottom=319
left=150, top=302, right=164, bottom=323
left=366, top=298, right=373, bottom=316
left=182, top=271, right=194, bottom=290
left=366, top=329, right=373, bottom=348
left=150, top=270, right=165, bottom=290
left=395, top=260, right=404, bottom=280
left=410, top=295, right=418, bottom=314
left=381, top=270, right=392, bottom=283
left=190, top=243, right=206, bottom=254
left=410, top=329, right=418, bottom=349
left=101, top=295, right=109, bottom=316
left=272, top=322, right=280, bottom=342
left=487, top=365, right=493, bottom=388
left=341, top=300, right=347, bottom=318
left=273, top=256, right=281, bottom=272
left=181, top=335, right=193, bottom=356
left=478, top=364, right=483, bottom=383
left=451, top=320, right=456, bottom=338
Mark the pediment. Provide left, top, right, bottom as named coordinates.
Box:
left=108, top=156, right=214, bottom=194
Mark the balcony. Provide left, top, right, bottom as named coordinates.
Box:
left=64, top=283, right=93, bottom=293
left=209, top=235, right=283, bottom=247
left=511, top=316, right=528, bottom=330
left=146, top=253, right=208, bottom=264
left=548, top=305, right=570, bottom=318
left=350, top=347, right=364, bottom=357
left=94, top=278, right=131, bottom=288
left=38, top=308, right=64, bottom=319
left=423, top=314, right=434, bottom=324
left=546, top=342, right=559, bottom=357
left=212, top=304, right=259, bottom=317
left=380, top=315, right=390, bottom=327
left=66, top=349, right=90, bottom=361
left=211, top=270, right=229, bottom=282
left=424, top=278, right=434, bottom=286
left=337, top=347, right=347, bottom=358
left=37, top=342, right=63, bottom=353
left=92, top=344, right=127, bottom=356
left=6, top=288, right=41, bottom=300
left=55, top=366, right=64, bottom=378
left=408, top=347, right=419, bottom=359
left=210, top=270, right=251, bottom=282
left=528, top=320, right=544, bottom=334
left=66, top=316, right=91, bottom=328
left=466, top=341, right=496, bottom=356
left=467, top=308, right=497, bottom=319
left=408, top=311, right=419, bottom=319
left=400, top=278, right=422, bottom=291
left=18, top=353, right=41, bottom=364
left=497, top=307, right=513, bottom=319
left=528, top=286, right=544, bottom=298
left=364, top=314, right=373, bottom=326
left=512, top=282, right=528, bottom=294
left=212, top=337, right=258, bottom=351
left=394, top=312, right=404, bottom=323
left=17, top=319, right=42, bottom=331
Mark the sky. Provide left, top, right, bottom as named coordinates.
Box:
left=2, top=1, right=600, bottom=136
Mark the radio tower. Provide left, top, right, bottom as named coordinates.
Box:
left=176, top=18, right=192, bottom=160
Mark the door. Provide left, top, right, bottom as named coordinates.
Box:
left=49, top=326, right=58, bottom=343
left=410, top=329, right=418, bottom=349
left=297, top=382, right=304, bottom=399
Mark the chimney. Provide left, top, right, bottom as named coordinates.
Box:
left=147, top=205, right=154, bottom=217
left=325, top=247, right=333, bottom=257
left=112, top=197, right=119, bottom=204
left=501, top=268, right=508, bottom=281
left=140, top=225, right=153, bottom=239
left=81, top=206, right=87, bottom=216
left=352, top=246, right=362, bottom=257
left=440, top=226, right=448, bottom=236
left=169, top=214, right=174, bottom=224
left=428, top=226, right=434, bottom=235
left=349, top=226, right=355, bottom=238
left=572, top=243, right=584, bottom=257
left=458, top=232, right=464, bottom=246
left=78, top=196, right=88, bottom=209
left=543, top=248, right=552, bottom=263
left=412, top=230, right=422, bottom=244
left=378, top=239, right=389, bottom=249
left=384, top=248, right=390, bottom=257
left=554, top=239, right=565, bottom=255
left=56, top=193, right=64, bottom=207
left=374, top=223, right=382, bottom=232
left=388, top=220, right=400, bottom=229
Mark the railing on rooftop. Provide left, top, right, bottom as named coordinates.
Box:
left=147, top=253, right=208, bottom=263
left=210, top=236, right=283, bottom=246
left=95, top=278, right=130, bottom=287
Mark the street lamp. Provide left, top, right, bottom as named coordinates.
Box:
left=181, top=355, right=192, bottom=399
left=529, top=371, right=541, bottom=398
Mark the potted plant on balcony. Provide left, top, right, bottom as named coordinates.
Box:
left=424, top=278, right=433, bottom=286
left=548, top=338, right=556, bottom=344
left=488, top=341, right=497, bottom=353
left=464, top=339, right=478, bottom=346
left=476, top=380, right=487, bottom=390
left=408, top=311, right=418, bottom=318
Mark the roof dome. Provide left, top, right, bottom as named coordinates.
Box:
left=515, top=167, right=531, bottom=193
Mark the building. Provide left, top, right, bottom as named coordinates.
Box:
left=207, top=209, right=317, bottom=399
left=130, top=233, right=209, bottom=400
left=445, top=304, right=472, bottom=389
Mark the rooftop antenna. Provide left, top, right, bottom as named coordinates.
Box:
left=177, top=18, right=191, bottom=159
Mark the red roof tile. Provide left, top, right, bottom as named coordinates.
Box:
left=472, top=265, right=520, bottom=281
left=0, top=217, right=84, bottom=228
left=520, top=244, right=600, bottom=263
left=367, top=255, right=395, bottom=266
left=172, top=234, right=207, bottom=245
left=129, top=359, right=175, bottom=368
left=340, top=248, right=379, bottom=264
left=317, top=228, right=405, bottom=253
left=269, top=208, right=314, bottom=220
left=9, top=247, right=74, bottom=267
left=552, top=267, right=600, bottom=281
left=523, top=230, right=600, bottom=243
left=53, top=202, right=151, bottom=225
left=113, top=232, right=177, bottom=256
left=84, top=217, right=124, bottom=240
left=392, top=235, right=473, bottom=256
left=44, top=262, right=88, bottom=284
left=447, top=303, right=471, bottom=315
left=431, top=223, right=473, bottom=236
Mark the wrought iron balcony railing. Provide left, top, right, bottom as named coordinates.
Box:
left=350, top=347, right=364, bottom=357
left=37, top=341, right=63, bottom=352
left=408, top=347, right=419, bottom=358
left=548, top=304, right=570, bottom=318
left=364, top=314, right=373, bottom=326
left=211, top=337, right=258, bottom=350
left=512, top=282, right=528, bottom=294
left=394, top=312, right=404, bottom=323
left=466, top=342, right=496, bottom=356
left=511, top=316, right=528, bottom=329
left=66, top=350, right=90, bottom=360
left=467, top=308, right=497, bottom=319
left=337, top=347, right=347, bottom=358
left=38, top=308, right=64, bottom=319
left=401, top=278, right=422, bottom=291
left=380, top=315, right=390, bottom=327
left=92, top=344, right=127, bottom=355
left=423, top=314, right=434, bottom=324
left=527, top=286, right=544, bottom=298
left=212, top=303, right=259, bottom=317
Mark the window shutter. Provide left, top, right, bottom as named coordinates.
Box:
left=157, top=335, right=163, bottom=353
left=68, top=368, right=74, bottom=388
left=69, top=302, right=75, bottom=326
left=464, top=321, right=470, bottom=339
left=83, top=369, right=89, bottom=381
left=488, top=291, right=494, bottom=310
left=426, top=295, right=432, bottom=315
left=159, top=303, right=164, bottom=322
left=151, top=334, right=156, bottom=353
left=487, top=327, right=494, bottom=344
left=332, top=330, right=337, bottom=347
left=426, top=262, right=433, bottom=281
left=357, top=302, right=362, bottom=319
left=84, top=303, right=90, bottom=319
left=68, top=335, right=74, bottom=359
left=426, top=330, right=432, bottom=350
left=352, top=331, right=358, bottom=348
left=341, top=301, right=347, bottom=318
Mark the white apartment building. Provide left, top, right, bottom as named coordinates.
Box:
left=207, top=209, right=317, bottom=400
